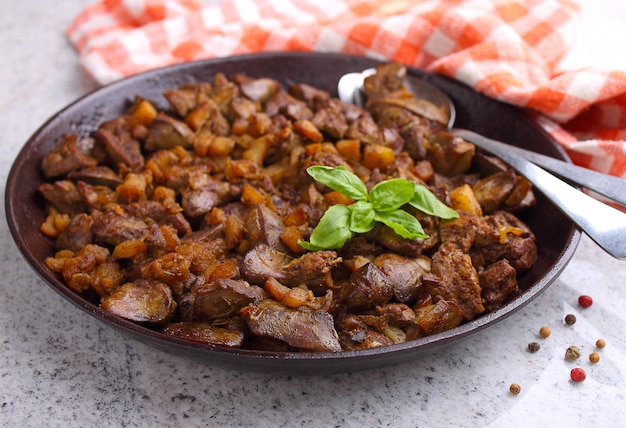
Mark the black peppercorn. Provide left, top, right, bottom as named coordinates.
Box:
left=564, top=314, right=576, bottom=325
left=528, top=342, right=540, bottom=353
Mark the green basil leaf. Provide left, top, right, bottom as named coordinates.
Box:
left=299, top=204, right=354, bottom=250
left=369, top=178, right=415, bottom=212
left=409, top=184, right=459, bottom=219
left=374, top=209, right=428, bottom=239
left=349, top=201, right=376, bottom=233
left=306, top=166, right=368, bottom=201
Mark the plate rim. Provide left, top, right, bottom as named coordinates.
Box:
left=5, top=52, right=581, bottom=374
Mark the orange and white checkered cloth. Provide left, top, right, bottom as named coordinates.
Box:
left=67, top=0, right=626, bottom=177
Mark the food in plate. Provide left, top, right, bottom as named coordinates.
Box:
left=38, top=63, right=537, bottom=353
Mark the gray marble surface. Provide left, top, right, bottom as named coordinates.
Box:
left=1, top=1, right=625, bottom=427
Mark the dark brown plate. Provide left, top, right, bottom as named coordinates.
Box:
left=5, top=52, right=580, bottom=375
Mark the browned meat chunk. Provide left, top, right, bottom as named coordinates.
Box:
left=373, top=253, right=430, bottom=303
left=281, top=250, right=342, bottom=290
left=439, top=213, right=486, bottom=252
left=471, top=210, right=537, bottom=272
left=68, top=166, right=123, bottom=188
left=505, top=236, right=537, bottom=273
left=181, top=188, right=221, bottom=220
left=372, top=224, right=424, bottom=257
left=240, top=244, right=341, bottom=291
left=179, top=278, right=267, bottom=323
left=265, top=91, right=313, bottom=120
left=412, top=300, right=463, bottom=337
left=401, top=117, right=431, bottom=160
left=244, top=204, right=289, bottom=252
left=336, top=314, right=395, bottom=351
left=76, top=181, right=117, bottom=211
left=145, top=112, right=194, bottom=151
left=235, top=75, right=281, bottom=103
left=92, top=210, right=150, bottom=246
left=339, top=236, right=381, bottom=260
left=100, top=279, right=176, bottom=326
left=136, top=251, right=199, bottom=299
left=479, top=259, right=518, bottom=311
left=472, top=170, right=517, bottom=214
left=427, top=132, right=475, bottom=176
left=424, top=246, right=484, bottom=321
left=364, top=62, right=405, bottom=97
left=345, top=114, right=381, bottom=145
left=39, top=180, right=86, bottom=215
left=189, top=99, right=231, bottom=136
left=176, top=227, right=228, bottom=275
left=161, top=322, right=245, bottom=348
left=241, top=299, right=341, bottom=352
left=40, top=134, right=98, bottom=178
left=375, top=303, right=417, bottom=326
left=347, top=303, right=417, bottom=345
left=503, top=176, right=536, bottom=212
left=96, top=118, right=144, bottom=169
left=125, top=200, right=191, bottom=235
left=229, top=96, right=257, bottom=119
left=311, top=107, right=349, bottom=139
left=288, top=82, right=331, bottom=108
left=340, top=263, right=394, bottom=310
left=56, top=213, right=94, bottom=252
left=239, top=245, right=292, bottom=287
left=163, top=83, right=212, bottom=117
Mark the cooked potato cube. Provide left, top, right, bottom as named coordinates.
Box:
left=129, top=98, right=158, bottom=127
left=241, top=184, right=267, bottom=206
left=294, top=119, right=323, bottom=142
left=448, top=184, right=483, bottom=216
left=243, top=135, right=272, bottom=165
left=112, top=239, right=148, bottom=259
left=336, top=139, right=361, bottom=161
left=116, top=173, right=148, bottom=203
left=363, top=143, right=395, bottom=170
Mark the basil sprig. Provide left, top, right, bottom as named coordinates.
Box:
left=299, top=166, right=458, bottom=251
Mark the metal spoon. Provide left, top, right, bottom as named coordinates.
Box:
left=338, top=68, right=626, bottom=259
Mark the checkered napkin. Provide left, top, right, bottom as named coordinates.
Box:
left=67, top=0, right=626, bottom=178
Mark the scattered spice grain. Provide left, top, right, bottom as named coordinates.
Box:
left=596, top=339, right=606, bottom=349
left=578, top=295, right=593, bottom=308
left=528, top=342, right=540, bottom=353
left=570, top=367, right=586, bottom=382
left=565, top=345, right=581, bottom=361
left=539, top=326, right=551, bottom=338
left=564, top=314, right=576, bottom=325
left=589, top=352, right=600, bottom=364
left=509, top=383, right=521, bottom=395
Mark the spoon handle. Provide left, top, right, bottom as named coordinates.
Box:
left=453, top=129, right=626, bottom=207
left=458, top=133, right=626, bottom=259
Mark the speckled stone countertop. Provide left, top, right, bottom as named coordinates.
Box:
left=1, top=1, right=625, bottom=427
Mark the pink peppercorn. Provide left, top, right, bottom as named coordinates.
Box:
left=570, top=367, right=586, bottom=382
left=578, top=295, right=593, bottom=308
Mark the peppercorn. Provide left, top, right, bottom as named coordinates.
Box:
left=570, top=367, right=586, bottom=382
left=589, top=352, right=600, bottom=364
left=539, top=326, right=551, bottom=338
left=596, top=339, right=606, bottom=349
left=528, top=342, right=540, bottom=353
left=578, top=295, right=593, bottom=308
left=509, top=383, right=521, bottom=395
left=565, top=345, right=581, bottom=361
left=564, top=314, right=576, bottom=325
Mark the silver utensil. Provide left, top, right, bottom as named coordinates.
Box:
left=338, top=68, right=626, bottom=259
